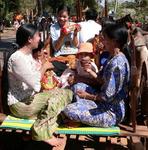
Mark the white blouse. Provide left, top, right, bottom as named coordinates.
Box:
left=7, top=50, right=41, bottom=105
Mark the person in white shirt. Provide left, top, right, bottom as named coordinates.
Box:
left=50, top=4, right=81, bottom=77
left=50, top=5, right=80, bottom=57
left=79, top=9, right=102, bottom=43
left=6, top=24, right=73, bottom=148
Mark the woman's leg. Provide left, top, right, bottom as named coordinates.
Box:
left=10, top=89, right=73, bottom=146
left=64, top=100, right=117, bottom=127
left=31, top=89, right=73, bottom=141
left=10, top=92, right=55, bottom=119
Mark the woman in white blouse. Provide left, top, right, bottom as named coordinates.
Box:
left=7, top=24, right=73, bottom=148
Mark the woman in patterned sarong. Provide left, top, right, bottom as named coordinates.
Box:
left=64, top=22, right=130, bottom=127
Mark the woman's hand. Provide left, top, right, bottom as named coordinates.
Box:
left=40, top=61, right=54, bottom=78
left=74, top=24, right=81, bottom=36
left=76, top=90, right=89, bottom=99
left=42, top=61, right=54, bottom=71
left=77, top=90, right=99, bottom=101
left=60, top=27, right=71, bottom=37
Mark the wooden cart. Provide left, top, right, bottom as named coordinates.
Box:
left=0, top=37, right=148, bottom=149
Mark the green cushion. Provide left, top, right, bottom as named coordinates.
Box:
left=0, top=115, right=35, bottom=130
left=55, top=126, right=120, bottom=135
left=0, top=115, right=120, bottom=136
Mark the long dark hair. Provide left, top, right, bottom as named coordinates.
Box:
left=1, top=24, right=38, bottom=114
left=57, top=4, right=70, bottom=16
left=102, top=22, right=128, bottom=50
left=16, top=24, right=38, bottom=48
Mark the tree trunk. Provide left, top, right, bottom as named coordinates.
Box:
left=4, top=0, right=9, bottom=18
left=37, top=0, right=43, bottom=16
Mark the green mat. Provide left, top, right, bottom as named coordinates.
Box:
left=0, top=115, right=120, bottom=136
left=0, top=115, right=35, bottom=130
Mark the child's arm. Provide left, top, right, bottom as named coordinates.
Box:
left=85, top=68, right=97, bottom=79
left=84, top=66, right=104, bottom=86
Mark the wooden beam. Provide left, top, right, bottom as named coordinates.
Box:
left=104, top=0, right=108, bottom=17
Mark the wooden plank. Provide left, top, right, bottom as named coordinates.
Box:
left=5, top=129, right=12, bottom=132
left=15, top=130, right=23, bottom=133
left=78, top=135, right=87, bottom=141
left=130, top=136, right=144, bottom=150
left=99, top=137, right=106, bottom=143
left=146, top=138, right=148, bottom=150
left=120, top=137, right=128, bottom=146
left=119, top=124, right=148, bottom=137
left=25, top=131, right=30, bottom=135
left=110, top=137, right=118, bottom=144
left=70, top=134, right=77, bottom=139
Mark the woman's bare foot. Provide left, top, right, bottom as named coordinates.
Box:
left=66, top=121, right=81, bottom=128
left=60, top=113, right=81, bottom=128
left=44, top=135, right=65, bottom=147
left=52, top=135, right=67, bottom=150
left=63, top=118, right=81, bottom=128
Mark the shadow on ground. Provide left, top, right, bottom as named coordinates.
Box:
left=0, top=132, right=129, bottom=150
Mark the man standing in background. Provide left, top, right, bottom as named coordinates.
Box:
left=78, top=9, right=102, bottom=43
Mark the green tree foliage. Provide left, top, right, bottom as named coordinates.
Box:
left=108, top=0, right=147, bottom=23
left=19, top=0, right=36, bottom=13
left=80, top=0, right=99, bottom=10
left=48, top=0, right=74, bottom=14
left=135, top=0, right=148, bottom=7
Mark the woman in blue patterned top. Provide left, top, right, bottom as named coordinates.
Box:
left=63, top=23, right=130, bottom=127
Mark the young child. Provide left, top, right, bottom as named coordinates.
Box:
left=32, top=41, right=61, bottom=91
left=76, top=42, right=98, bottom=80
left=32, top=41, right=44, bottom=70
left=60, top=42, right=99, bottom=89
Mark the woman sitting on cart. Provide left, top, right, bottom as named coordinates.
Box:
left=64, top=22, right=130, bottom=127
left=6, top=24, right=73, bottom=148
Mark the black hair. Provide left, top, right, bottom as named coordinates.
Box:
left=16, top=24, right=38, bottom=48
left=57, top=4, right=70, bottom=16
left=101, top=18, right=116, bottom=29
left=32, top=41, right=44, bottom=55
left=102, top=23, right=128, bottom=49
left=85, top=9, right=98, bottom=21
